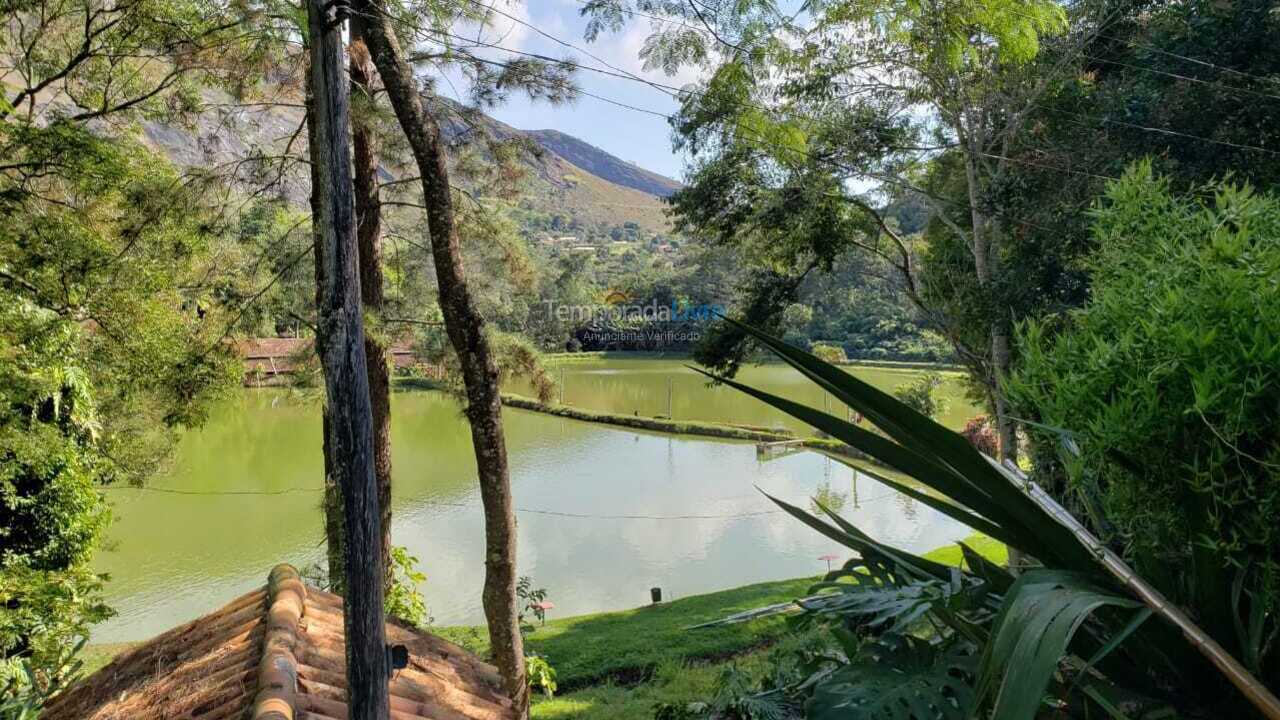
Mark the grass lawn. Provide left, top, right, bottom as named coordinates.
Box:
left=435, top=574, right=821, bottom=691
left=520, top=534, right=1006, bottom=719
left=80, top=642, right=137, bottom=675
left=530, top=642, right=790, bottom=720
left=80, top=535, right=1005, bottom=719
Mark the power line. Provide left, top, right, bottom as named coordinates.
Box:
left=432, top=500, right=785, bottom=520
left=999, top=3, right=1280, bottom=97
left=103, top=483, right=916, bottom=518
left=420, top=9, right=1280, bottom=166
left=1036, top=104, right=1280, bottom=156
left=1095, top=32, right=1280, bottom=90
left=457, top=0, right=667, bottom=95
left=104, top=483, right=781, bottom=519
left=487, top=29, right=1276, bottom=186
left=1082, top=53, right=1280, bottom=103
left=567, top=0, right=728, bottom=49
left=399, top=9, right=940, bottom=154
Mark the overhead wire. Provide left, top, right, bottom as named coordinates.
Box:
left=357, top=2, right=1272, bottom=240
left=102, top=468, right=917, bottom=517
left=1093, top=31, right=1280, bottom=90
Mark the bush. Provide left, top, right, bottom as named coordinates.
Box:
left=1008, top=163, right=1280, bottom=678
left=891, top=371, right=948, bottom=419
left=809, top=343, right=847, bottom=364
left=959, top=415, right=998, bottom=457
left=384, top=547, right=430, bottom=627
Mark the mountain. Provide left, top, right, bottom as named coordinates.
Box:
left=433, top=103, right=679, bottom=235
left=524, top=129, right=682, bottom=198
left=124, top=88, right=680, bottom=237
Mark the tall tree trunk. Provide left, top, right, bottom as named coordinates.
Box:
left=964, top=146, right=1022, bottom=570
left=355, top=5, right=528, bottom=714
left=349, top=17, right=393, bottom=589
left=322, top=413, right=346, bottom=591
left=306, top=1, right=390, bottom=717
left=962, top=150, right=1018, bottom=465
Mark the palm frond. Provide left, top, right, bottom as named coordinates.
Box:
left=807, top=634, right=975, bottom=720
left=973, top=570, right=1146, bottom=720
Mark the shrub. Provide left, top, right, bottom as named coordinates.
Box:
left=384, top=547, right=430, bottom=627
left=1007, top=163, right=1280, bottom=680
left=809, top=343, right=847, bottom=364
left=694, top=312, right=1273, bottom=718
left=960, top=415, right=998, bottom=457
left=891, top=371, right=948, bottom=419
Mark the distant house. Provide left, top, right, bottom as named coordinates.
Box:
left=237, top=338, right=419, bottom=385
left=43, top=564, right=515, bottom=720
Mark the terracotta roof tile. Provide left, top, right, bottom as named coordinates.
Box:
left=44, top=565, right=515, bottom=720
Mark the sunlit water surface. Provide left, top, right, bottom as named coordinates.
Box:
left=93, top=359, right=977, bottom=642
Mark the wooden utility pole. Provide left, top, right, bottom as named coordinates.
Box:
left=306, top=0, right=390, bottom=716
left=317, top=12, right=396, bottom=596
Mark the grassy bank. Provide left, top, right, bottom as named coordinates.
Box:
left=396, top=379, right=800, bottom=443
left=538, top=351, right=964, bottom=373
left=396, top=382, right=883, bottom=463
left=448, top=535, right=1007, bottom=719
left=436, top=575, right=820, bottom=692
left=503, top=394, right=878, bottom=464
left=500, top=393, right=795, bottom=443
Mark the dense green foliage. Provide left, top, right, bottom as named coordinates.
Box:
left=0, top=124, right=240, bottom=706
left=891, top=372, right=948, bottom=420
left=1008, top=166, right=1280, bottom=684
left=918, top=0, right=1280, bottom=394
left=687, top=319, right=1270, bottom=718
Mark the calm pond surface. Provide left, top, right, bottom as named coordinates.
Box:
left=93, top=359, right=979, bottom=642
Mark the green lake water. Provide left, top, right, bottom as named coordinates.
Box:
left=93, top=358, right=979, bottom=642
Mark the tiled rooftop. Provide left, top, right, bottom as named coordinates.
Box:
left=44, top=564, right=515, bottom=720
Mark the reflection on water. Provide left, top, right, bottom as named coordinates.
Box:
left=93, top=361, right=977, bottom=642
left=527, top=358, right=976, bottom=432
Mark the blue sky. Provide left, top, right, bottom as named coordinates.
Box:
left=440, top=0, right=701, bottom=181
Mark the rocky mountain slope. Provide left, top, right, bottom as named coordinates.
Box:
left=128, top=89, right=680, bottom=235
left=524, top=129, right=681, bottom=198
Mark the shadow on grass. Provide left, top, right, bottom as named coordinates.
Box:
left=436, top=575, right=821, bottom=691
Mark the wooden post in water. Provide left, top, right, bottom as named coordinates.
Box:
left=306, top=1, right=390, bottom=717
left=667, top=377, right=672, bottom=419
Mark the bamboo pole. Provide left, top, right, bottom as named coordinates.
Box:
left=993, top=458, right=1280, bottom=720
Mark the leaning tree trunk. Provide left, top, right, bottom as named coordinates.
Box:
left=350, top=17, right=393, bottom=590
left=306, top=0, right=390, bottom=717
left=355, top=4, right=528, bottom=714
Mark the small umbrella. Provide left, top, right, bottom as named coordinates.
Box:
left=819, top=554, right=840, bottom=572
left=531, top=600, right=555, bottom=625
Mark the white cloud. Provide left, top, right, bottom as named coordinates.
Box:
left=563, top=12, right=709, bottom=91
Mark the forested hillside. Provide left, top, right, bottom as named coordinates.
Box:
left=41, top=75, right=936, bottom=359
